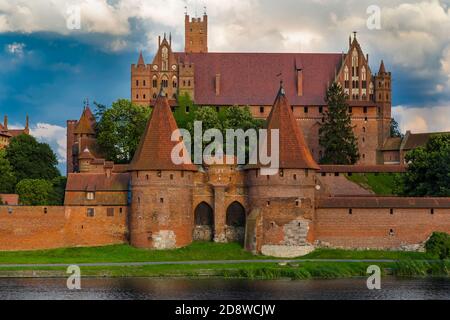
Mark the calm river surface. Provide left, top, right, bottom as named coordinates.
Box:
left=0, top=277, right=448, bottom=300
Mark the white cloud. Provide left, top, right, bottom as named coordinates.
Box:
left=30, top=123, right=67, bottom=164
left=393, top=105, right=450, bottom=134
left=6, top=42, right=25, bottom=55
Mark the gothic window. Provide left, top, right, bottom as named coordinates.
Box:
left=352, top=49, right=358, bottom=66
left=136, top=80, right=139, bottom=86
left=362, top=66, right=366, bottom=81
left=344, top=66, right=349, bottom=80
left=161, top=47, right=169, bottom=71
left=172, top=76, right=177, bottom=88
left=143, top=80, right=146, bottom=86
left=152, top=76, right=158, bottom=88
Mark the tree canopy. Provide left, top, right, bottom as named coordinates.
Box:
left=0, top=149, right=16, bottom=194
left=319, top=82, right=360, bottom=164
left=390, top=118, right=403, bottom=138
left=95, top=99, right=152, bottom=164
left=16, top=179, right=54, bottom=205
left=5, top=134, right=60, bottom=182
left=395, top=134, right=450, bottom=197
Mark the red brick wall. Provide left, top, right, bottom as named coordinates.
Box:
left=314, top=207, right=450, bottom=248
left=0, top=206, right=128, bottom=251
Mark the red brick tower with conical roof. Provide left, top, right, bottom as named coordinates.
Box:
left=244, top=83, right=319, bottom=256
left=129, top=88, right=197, bottom=249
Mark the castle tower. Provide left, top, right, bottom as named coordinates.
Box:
left=131, top=51, right=151, bottom=106
left=375, top=60, right=392, bottom=149
left=245, top=82, right=320, bottom=256
left=128, top=88, right=197, bottom=249
left=185, top=12, right=208, bottom=53
left=67, top=105, right=98, bottom=174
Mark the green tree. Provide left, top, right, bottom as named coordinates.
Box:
left=48, top=176, right=67, bottom=205
left=319, top=82, right=360, bottom=164
left=95, top=99, right=151, bottom=163
left=174, top=93, right=199, bottom=130
left=395, top=134, right=450, bottom=196
left=425, top=232, right=450, bottom=260
left=222, top=105, right=265, bottom=132
left=6, top=134, right=60, bottom=182
left=0, top=149, right=16, bottom=193
left=16, top=179, right=54, bottom=205
left=390, top=118, right=403, bottom=138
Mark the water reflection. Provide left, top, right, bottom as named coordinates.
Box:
left=0, top=277, right=448, bottom=300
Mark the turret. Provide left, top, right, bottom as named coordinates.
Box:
left=128, top=88, right=197, bottom=249
left=185, top=11, right=208, bottom=53
left=244, top=82, right=319, bottom=255
left=374, top=59, right=392, bottom=148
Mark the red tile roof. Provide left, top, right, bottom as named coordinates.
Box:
left=250, top=84, right=320, bottom=170
left=317, top=196, right=450, bottom=208
left=176, top=52, right=342, bottom=106
left=129, top=90, right=197, bottom=171
left=74, top=107, right=96, bottom=135
left=66, top=173, right=130, bottom=191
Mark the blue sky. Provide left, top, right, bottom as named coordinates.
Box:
left=0, top=0, right=449, bottom=173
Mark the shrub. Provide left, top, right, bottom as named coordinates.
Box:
left=425, top=232, right=450, bottom=260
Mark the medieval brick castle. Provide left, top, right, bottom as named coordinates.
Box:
left=0, top=14, right=449, bottom=256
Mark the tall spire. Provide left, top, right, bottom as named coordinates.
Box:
left=129, top=90, right=197, bottom=171
left=137, top=51, right=145, bottom=66
left=378, top=59, right=386, bottom=74
left=251, top=83, right=319, bottom=170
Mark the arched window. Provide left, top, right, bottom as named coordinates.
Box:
left=361, top=66, right=366, bottom=81
left=152, top=76, right=157, bottom=88
left=172, top=76, right=177, bottom=88
left=344, top=66, right=349, bottom=81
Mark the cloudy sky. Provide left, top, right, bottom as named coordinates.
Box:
left=0, top=0, right=449, bottom=172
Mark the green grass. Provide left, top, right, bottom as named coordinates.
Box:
left=0, top=242, right=262, bottom=264
left=0, top=242, right=434, bottom=265
left=303, top=248, right=433, bottom=260
left=2, top=260, right=448, bottom=279
left=346, top=173, right=398, bottom=195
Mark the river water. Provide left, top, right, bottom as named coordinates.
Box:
left=0, top=277, right=448, bottom=300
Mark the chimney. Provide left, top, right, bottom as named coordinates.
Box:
left=158, top=35, right=161, bottom=46
left=3, top=115, right=7, bottom=129
left=297, top=69, right=303, bottom=96
left=215, top=74, right=221, bottom=96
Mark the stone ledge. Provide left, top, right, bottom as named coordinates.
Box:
left=261, top=244, right=315, bottom=258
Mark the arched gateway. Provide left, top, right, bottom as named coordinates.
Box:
left=225, top=201, right=246, bottom=244
left=193, top=202, right=214, bottom=241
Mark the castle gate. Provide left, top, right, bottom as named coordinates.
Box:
left=193, top=202, right=214, bottom=241
left=225, top=201, right=246, bottom=244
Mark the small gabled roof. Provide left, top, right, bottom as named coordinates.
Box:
left=129, top=89, right=197, bottom=171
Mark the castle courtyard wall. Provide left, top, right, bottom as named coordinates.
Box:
left=314, top=207, right=450, bottom=249
left=0, top=206, right=128, bottom=251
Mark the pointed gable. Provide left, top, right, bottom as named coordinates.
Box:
left=256, top=83, right=320, bottom=170
left=129, top=90, right=197, bottom=171
left=137, top=51, right=145, bottom=66
left=378, top=60, right=386, bottom=74
left=74, top=107, right=96, bottom=135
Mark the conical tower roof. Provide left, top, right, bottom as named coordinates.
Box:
left=74, top=106, right=96, bottom=135
left=129, top=90, right=197, bottom=171
left=137, top=51, right=145, bottom=66
left=378, top=60, right=386, bottom=74
left=251, top=82, right=320, bottom=170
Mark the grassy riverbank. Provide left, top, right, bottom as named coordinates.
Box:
left=0, top=243, right=447, bottom=279
left=0, top=260, right=448, bottom=280
left=0, top=242, right=434, bottom=264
